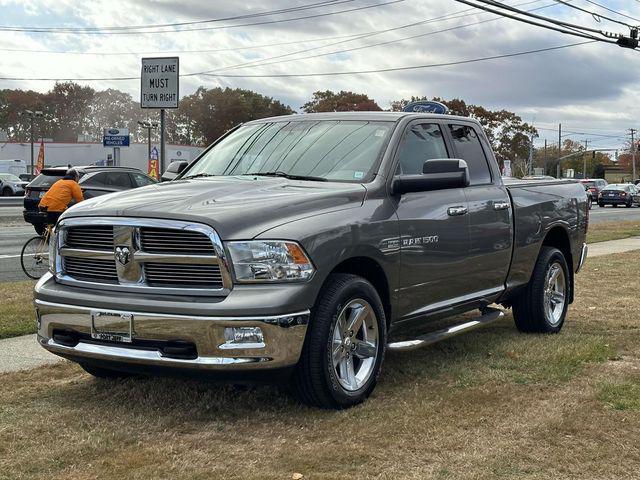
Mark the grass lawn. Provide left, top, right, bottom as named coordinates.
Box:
left=587, top=220, right=640, bottom=244
left=0, top=280, right=36, bottom=340
left=1, top=252, right=639, bottom=479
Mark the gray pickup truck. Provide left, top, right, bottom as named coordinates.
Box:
left=35, top=112, right=588, bottom=408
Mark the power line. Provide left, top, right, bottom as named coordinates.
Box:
left=0, top=0, right=407, bottom=35
left=553, top=0, right=636, bottom=28
left=582, top=0, right=640, bottom=23
left=453, top=0, right=621, bottom=43
left=0, top=0, right=352, bottom=32
left=0, top=41, right=595, bottom=81
left=206, top=0, right=556, bottom=74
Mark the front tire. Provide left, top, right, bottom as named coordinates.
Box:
left=1, top=187, right=12, bottom=197
left=512, top=247, right=569, bottom=333
left=294, top=273, right=386, bottom=409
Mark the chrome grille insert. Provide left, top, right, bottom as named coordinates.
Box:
left=55, top=217, right=232, bottom=296
left=140, top=227, right=215, bottom=255
left=66, top=226, right=114, bottom=251
left=63, top=257, right=118, bottom=283
left=145, top=263, right=223, bottom=288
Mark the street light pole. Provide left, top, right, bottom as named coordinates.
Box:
left=630, top=128, right=637, bottom=182
left=583, top=139, right=589, bottom=179
left=22, top=110, right=43, bottom=174
left=557, top=123, right=562, bottom=178
left=137, top=120, right=158, bottom=161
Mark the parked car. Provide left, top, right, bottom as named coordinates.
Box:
left=23, top=165, right=157, bottom=234
left=0, top=172, right=29, bottom=196
left=19, top=173, right=35, bottom=182
left=581, top=178, right=607, bottom=202
left=36, top=112, right=588, bottom=409
left=598, top=183, right=640, bottom=208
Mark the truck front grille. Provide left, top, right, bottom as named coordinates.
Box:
left=144, top=263, right=223, bottom=288
left=56, top=218, right=231, bottom=295
left=66, top=226, right=114, bottom=251
left=63, top=257, right=119, bottom=283
left=140, top=227, right=215, bottom=255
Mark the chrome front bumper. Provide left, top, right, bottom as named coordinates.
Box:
left=36, top=299, right=309, bottom=371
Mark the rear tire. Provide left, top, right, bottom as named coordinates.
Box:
left=1, top=187, right=12, bottom=197
left=598, top=203, right=604, bottom=208
left=293, top=273, right=386, bottom=409
left=80, top=363, right=132, bottom=379
left=20, top=235, right=49, bottom=280
left=512, top=247, right=569, bottom=334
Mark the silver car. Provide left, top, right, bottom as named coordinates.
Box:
left=0, top=173, right=29, bottom=196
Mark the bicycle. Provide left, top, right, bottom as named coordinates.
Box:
left=21, top=223, right=53, bottom=279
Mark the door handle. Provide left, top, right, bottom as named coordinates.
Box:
left=493, top=201, right=510, bottom=211
left=447, top=206, right=468, bottom=216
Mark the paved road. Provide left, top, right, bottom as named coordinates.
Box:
left=589, top=204, right=640, bottom=224
left=0, top=197, right=22, bottom=207
left=0, top=223, right=36, bottom=282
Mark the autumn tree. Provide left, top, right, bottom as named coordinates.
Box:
left=302, top=90, right=381, bottom=113
left=173, top=87, right=294, bottom=145
left=390, top=96, right=537, bottom=170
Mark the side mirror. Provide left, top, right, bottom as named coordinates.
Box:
left=392, top=159, right=470, bottom=195
left=161, top=160, right=189, bottom=182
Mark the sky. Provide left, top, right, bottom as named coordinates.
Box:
left=0, top=0, right=638, bottom=150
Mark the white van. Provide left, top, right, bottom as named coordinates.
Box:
left=0, top=159, right=27, bottom=176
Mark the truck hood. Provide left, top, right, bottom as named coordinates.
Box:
left=63, top=176, right=366, bottom=239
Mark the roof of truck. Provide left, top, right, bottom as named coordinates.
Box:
left=245, top=111, right=480, bottom=124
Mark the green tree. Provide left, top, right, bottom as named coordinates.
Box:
left=45, top=82, right=95, bottom=141
left=302, top=90, right=381, bottom=112
left=175, top=87, right=294, bottom=145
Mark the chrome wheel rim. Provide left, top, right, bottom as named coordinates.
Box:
left=544, top=262, right=566, bottom=326
left=331, top=299, right=379, bottom=392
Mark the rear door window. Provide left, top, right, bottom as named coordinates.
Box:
left=448, top=124, right=492, bottom=185
left=82, top=172, right=132, bottom=189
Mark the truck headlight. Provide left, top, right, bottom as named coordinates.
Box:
left=226, top=241, right=314, bottom=283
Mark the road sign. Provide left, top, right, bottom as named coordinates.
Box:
left=150, top=146, right=159, bottom=160
left=103, top=128, right=130, bottom=147
left=141, top=57, right=179, bottom=109
left=402, top=100, right=449, bottom=114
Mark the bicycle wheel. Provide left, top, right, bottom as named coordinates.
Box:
left=21, top=235, right=50, bottom=280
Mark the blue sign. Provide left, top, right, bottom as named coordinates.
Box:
left=402, top=101, right=449, bottom=114
left=103, top=127, right=130, bottom=147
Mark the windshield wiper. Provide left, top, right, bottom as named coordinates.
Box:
left=182, top=173, right=216, bottom=180
left=246, top=171, right=328, bottom=182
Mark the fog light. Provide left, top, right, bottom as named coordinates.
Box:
left=221, top=327, right=265, bottom=349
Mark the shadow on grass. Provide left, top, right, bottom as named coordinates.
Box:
left=8, top=315, right=613, bottom=426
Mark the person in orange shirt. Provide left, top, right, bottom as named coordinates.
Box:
left=38, top=168, right=84, bottom=225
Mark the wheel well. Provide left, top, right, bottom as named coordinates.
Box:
left=331, top=257, right=391, bottom=323
left=542, top=226, right=574, bottom=303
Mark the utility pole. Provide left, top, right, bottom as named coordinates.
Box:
left=544, top=139, right=548, bottom=174
left=630, top=128, right=637, bottom=182
left=583, top=139, right=589, bottom=179
left=556, top=123, right=562, bottom=178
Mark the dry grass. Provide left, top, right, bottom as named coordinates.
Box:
left=1, top=253, right=640, bottom=479
left=587, top=220, right=640, bottom=244
left=0, top=280, right=36, bottom=339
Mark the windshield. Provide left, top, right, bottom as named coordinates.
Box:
left=0, top=173, right=21, bottom=182
left=184, top=120, right=395, bottom=182
left=581, top=181, right=596, bottom=188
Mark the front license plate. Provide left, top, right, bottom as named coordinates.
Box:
left=91, top=311, right=134, bottom=343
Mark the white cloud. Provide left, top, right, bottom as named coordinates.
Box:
left=0, top=0, right=638, bottom=147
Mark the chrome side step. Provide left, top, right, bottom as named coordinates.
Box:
left=387, top=307, right=504, bottom=352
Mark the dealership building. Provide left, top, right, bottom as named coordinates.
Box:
left=0, top=140, right=204, bottom=174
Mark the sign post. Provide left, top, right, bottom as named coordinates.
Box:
left=103, top=128, right=129, bottom=166
left=141, top=57, right=179, bottom=177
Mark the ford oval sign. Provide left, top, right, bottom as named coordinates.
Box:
left=402, top=101, right=449, bottom=114
left=108, top=128, right=120, bottom=135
